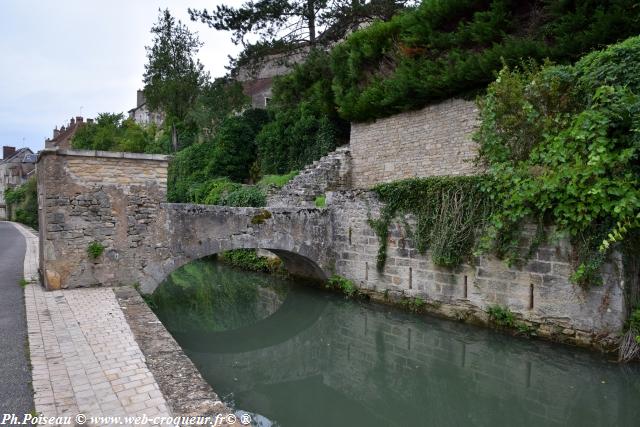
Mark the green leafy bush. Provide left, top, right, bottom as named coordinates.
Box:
left=487, top=305, right=516, bottom=327
left=314, top=195, right=326, bottom=208
left=72, top=113, right=161, bottom=153
left=475, top=35, right=640, bottom=286
left=331, top=0, right=640, bottom=122
left=401, top=297, right=427, bottom=313
left=224, top=186, right=266, bottom=207
left=5, top=176, right=38, bottom=230
left=168, top=109, right=269, bottom=203
left=256, top=50, right=349, bottom=174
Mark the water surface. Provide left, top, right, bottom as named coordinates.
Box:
left=150, top=258, right=640, bottom=427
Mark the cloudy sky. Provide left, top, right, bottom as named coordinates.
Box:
left=0, top=0, right=243, bottom=153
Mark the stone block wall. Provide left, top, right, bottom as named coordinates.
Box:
left=328, top=190, right=626, bottom=348
left=37, top=149, right=170, bottom=290
left=350, top=99, right=479, bottom=189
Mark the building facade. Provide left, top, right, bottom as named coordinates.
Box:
left=128, top=90, right=164, bottom=127
left=0, top=146, right=36, bottom=219
left=45, top=116, right=92, bottom=150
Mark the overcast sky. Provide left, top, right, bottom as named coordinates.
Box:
left=0, top=0, right=244, bottom=153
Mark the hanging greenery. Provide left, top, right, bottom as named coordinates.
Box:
left=369, top=176, right=492, bottom=270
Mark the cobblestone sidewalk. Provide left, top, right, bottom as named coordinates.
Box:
left=19, top=225, right=173, bottom=425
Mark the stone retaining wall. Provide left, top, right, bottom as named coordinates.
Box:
left=350, top=99, right=479, bottom=189
left=328, top=190, right=625, bottom=348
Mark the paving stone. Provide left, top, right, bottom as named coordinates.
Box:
left=25, top=284, right=173, bottom=424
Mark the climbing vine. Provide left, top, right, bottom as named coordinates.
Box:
left=369, top=176, right=492, bottom=271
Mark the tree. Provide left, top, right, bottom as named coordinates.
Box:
left=189, top=0, right=411, bottom=68
left=71, top=113, right=157, bottom=153
left=189, top=77, right=250, bottom=137
left=143, top=9, right=208, bottom=151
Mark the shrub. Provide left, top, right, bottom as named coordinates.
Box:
left=326, top=275, right=359, bottom=298
left=487, top=305, right=516, bottom=327
left=331, top=0, right=640, bottom=122
left=5, top=176, right=38, bottom=230
left=72, top=113, right=159, bottom=153
left=401, top=297, right=427, bottom=313
left=314, top=195, right=326, bottom=208
left=224, top=186, right=266, bottom=207
left=167, top=109, right=269, bottom=202
left=475, top=36, right=640, bottom=286
left=256, top=50, right=349, bottom=174
left=201, top=178, right=242, bottom=205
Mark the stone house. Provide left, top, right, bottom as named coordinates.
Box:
left=236, top=51, right=307, bottom=109
left=45, top=116, right=92, bottom=150
left=0, top=146, right=36, bottom=220
left=128, top=90, right=165, bottom=127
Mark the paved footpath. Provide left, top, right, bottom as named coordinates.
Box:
left=11, top=223, right=174, bottom=425
left=0, top=222, right=34, bottom=415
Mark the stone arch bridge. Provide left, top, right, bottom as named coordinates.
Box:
left=36, top=148, right=627, bottom=349
left=37, top=149, right=335, bottom=293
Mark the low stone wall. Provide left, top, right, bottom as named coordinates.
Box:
left=350, top=99, right=479, bottom=189
left=328, top=190, right=626, bottom=349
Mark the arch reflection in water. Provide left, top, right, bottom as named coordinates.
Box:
left=150, top=258, right=640, bottom=427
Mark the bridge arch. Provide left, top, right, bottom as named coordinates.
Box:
left=138, top=204, right=334, bottom=293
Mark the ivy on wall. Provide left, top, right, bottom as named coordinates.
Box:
left=369, top=176, right=491, bottom=271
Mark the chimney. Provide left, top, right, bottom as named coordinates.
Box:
left=137, top=89, right=145, bottom=107
left=70, top=117, right=75, bottom=126
left=53, top=126, right=60, bottom=139
left=3, top=146, right=16, bottom=159
left=76, top=116, right=83, bottom=124
left=87, top=118, right=94, bottom=124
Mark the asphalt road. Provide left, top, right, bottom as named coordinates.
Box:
left=0, top=222, right=33, bottom=414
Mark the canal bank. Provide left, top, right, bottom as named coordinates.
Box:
left=148, top=257, right=640, bottom=427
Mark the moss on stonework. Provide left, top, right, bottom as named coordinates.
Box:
left=251, top=209, right=272, bottom=224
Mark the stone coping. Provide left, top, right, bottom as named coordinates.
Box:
left=37, top=148, right=171, bottom=163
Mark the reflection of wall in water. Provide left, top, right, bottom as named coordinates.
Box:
left=197, top=300, right=638, bottom=427
left=255, top=287, right=286, bottom=320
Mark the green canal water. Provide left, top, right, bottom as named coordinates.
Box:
left=149, top=258, right=640, bottom=427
